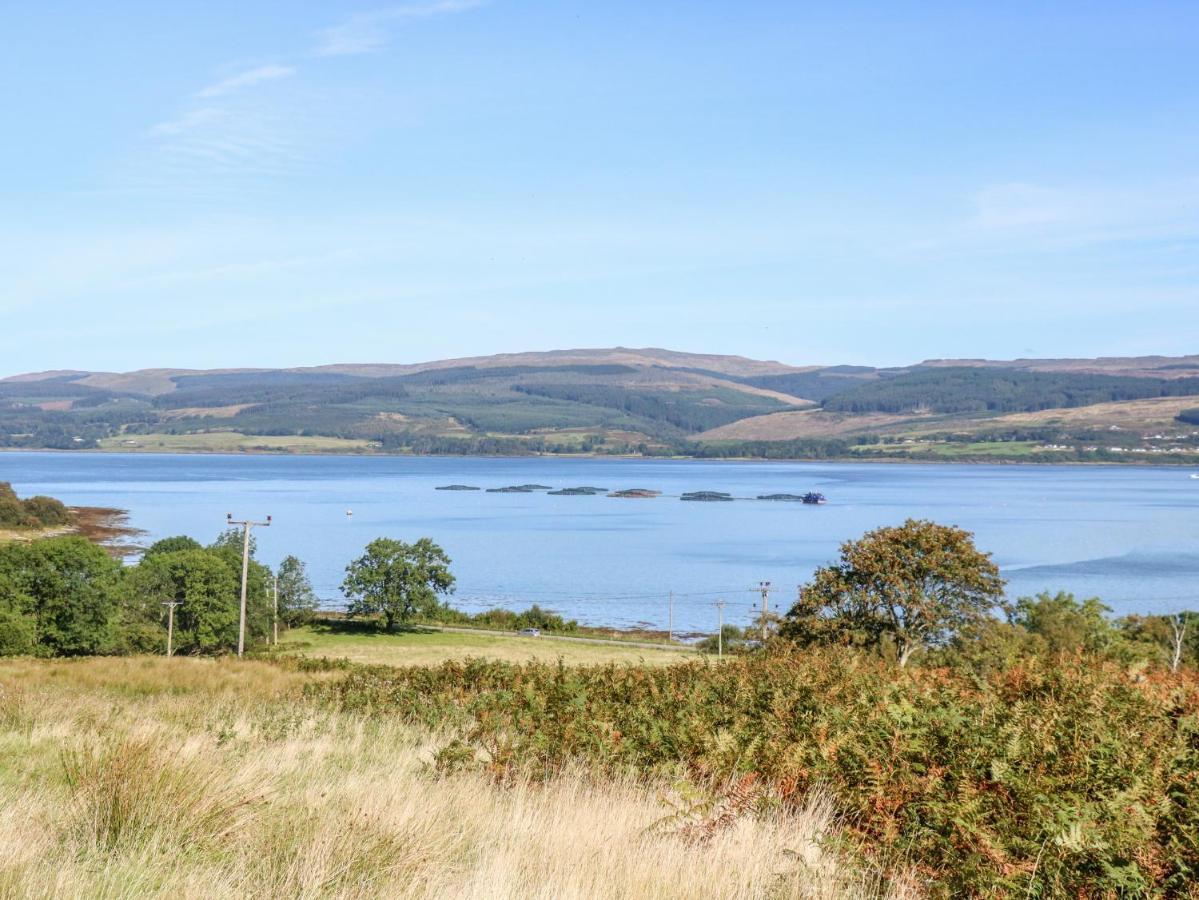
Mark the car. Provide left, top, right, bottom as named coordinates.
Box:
left=519, top=628, right=541, bottom=637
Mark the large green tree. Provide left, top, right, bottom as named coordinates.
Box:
left=342, top=538, right=455, bottom=631
left=133, top=549, right=241, bottom=654
left=0, top=536, right=120, bottom=655
left=780, top=519, right=1005, bottom=667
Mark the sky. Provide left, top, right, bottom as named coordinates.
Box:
left=2, top=1, right=1197, bottom=375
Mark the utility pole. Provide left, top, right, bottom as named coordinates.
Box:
left=758, top=581, right=772, bottom=641
left=162, top=600, right=181, bottom=657
left=715, top=598, right=726, bottom=659
left=667, top=591, right=674, bottom=644
left=272, top=573, right=279, bottom=646
left=226, top=512, right=271, bottom=658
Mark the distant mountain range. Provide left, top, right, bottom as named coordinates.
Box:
left=4, top=348, right=1199, bottom=463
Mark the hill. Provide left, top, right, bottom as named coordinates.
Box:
left=3, top=349, right=1199, bottom=463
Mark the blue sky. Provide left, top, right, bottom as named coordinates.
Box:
left=2, top=1, right=1197, bottom=375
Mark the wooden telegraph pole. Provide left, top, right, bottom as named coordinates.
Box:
left=715, top=598, right=726, bottom=659
left=226, top=512, right=271, bottom=658
left=162, top=600, right=181, bottom=657
left=273, top=573, right=279, bottom=646
left=667, top=591, right=674, bottom=644
left=757, top=581, right=772, bottom=641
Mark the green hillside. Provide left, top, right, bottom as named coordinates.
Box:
left=4, top=349, right=1199, bottom=463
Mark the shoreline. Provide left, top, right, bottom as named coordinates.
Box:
left=0, top=505, right=144, bottom=557
left=3, top=446, right=1198, bottom=470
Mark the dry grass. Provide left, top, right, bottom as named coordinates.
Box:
left=0, top=656, right=903, bottom=899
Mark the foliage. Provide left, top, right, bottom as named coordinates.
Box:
left=1, top=531, right=285, bottom=658
left=313, top=649, right=1199, bottom=898
left=1119, top=610, right=1199, bottom=671
left=823, top=366, right=1199, bottom=414
left=0, top=537, right=120, bottom=655
left=141, top=535, right=203, bottom=558
left=128, top=549, right=242, bottom=654
left=780, top=519, right=1005, bottom=666
left=424, top=602, right=579, bottom=633
left=276, top=555, right=319, bottom=627
left=694, top=624, right=750, bottom=654
left=0, top=482, right=71, bottom=528
left=1009, top=591, right=1120, bottom=654
left=342, top=538, right=456, bottom=631
left=513, top=383, right=790, bottom=434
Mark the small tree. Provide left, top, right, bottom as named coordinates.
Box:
left=781, top=519, right=1005, bottom=667
left=276, top=555, right=319, bottom=627
left=1170, top=612, right=1189, bottom=673
left=342, top=538, right=455, bottom=632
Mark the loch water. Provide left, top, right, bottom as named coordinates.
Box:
left=3, top=452, right=1198, bottom=634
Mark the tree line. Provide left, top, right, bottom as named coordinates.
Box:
left=0, top=532, right=318, bottom=657
left=823, top=366, right=1199, bottom=414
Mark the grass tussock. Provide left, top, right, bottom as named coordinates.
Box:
left=61, top=735, right=263, bottom=853
left=0, top=656, right=895, bottom=899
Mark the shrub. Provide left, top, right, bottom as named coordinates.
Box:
left=0, top=483, right=71, bottom=528
left=312, top=650, right=1199, bottom=897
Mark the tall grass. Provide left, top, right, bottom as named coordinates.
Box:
left=0, top=657, right=896, bottom=899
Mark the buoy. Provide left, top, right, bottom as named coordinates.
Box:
left=346, top=509, right=353, bottom=517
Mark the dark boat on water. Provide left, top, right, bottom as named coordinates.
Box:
left=802, top=492, right=827, bottom=505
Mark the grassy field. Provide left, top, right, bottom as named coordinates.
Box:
left=0, top=656, right=889, bottom=899
left=852, top=439, right=1047, bottom=458
left=277, top=622, right=698, bottom=667
left=98, top=432, right=378, bottom=453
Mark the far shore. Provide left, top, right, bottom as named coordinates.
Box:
left=2, top=445, right=1198, bottom=469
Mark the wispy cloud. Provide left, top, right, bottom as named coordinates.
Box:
left=196, top=64, right=295, bottom=99
left=314, top=0, right=485, bottom=57
left=148, top=107, right=226, bottom=137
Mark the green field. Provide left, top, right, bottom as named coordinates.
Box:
left=854, top=439, right=1046, bottom=458
left=98, top=432, right=378, bottom=453
left=276, top=623, right=697, bottom=667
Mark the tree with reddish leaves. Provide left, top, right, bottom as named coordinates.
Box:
left=781, top=519, right=1004, bottom=667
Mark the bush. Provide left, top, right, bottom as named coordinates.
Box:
left=0, top=608, right=37, bottom=655
left=0, top=483, right=71, bottom=528
left=312, top=650, right=1199, bottom=897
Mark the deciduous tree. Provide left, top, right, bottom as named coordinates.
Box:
left=342, top=538, right=455, bottom=631
left=780, top=519, right=1004, bottom=667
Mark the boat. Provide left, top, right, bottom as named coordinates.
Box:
left=801, top=492, right=827, bottom=505
left=1191, top=474, right=1199, bottom=480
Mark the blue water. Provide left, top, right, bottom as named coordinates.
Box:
left=3, top=452, right=1198, bottom=633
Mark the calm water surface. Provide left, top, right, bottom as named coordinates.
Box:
left=3, top=452, right=1197, bottom=633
